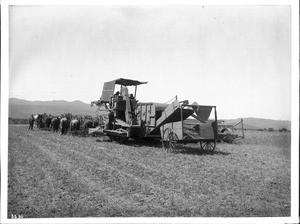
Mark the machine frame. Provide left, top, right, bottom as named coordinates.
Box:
left=91, top=78, right=218, bottom=152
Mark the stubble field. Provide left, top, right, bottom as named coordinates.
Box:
left=7, top=125, right=291, bottom=218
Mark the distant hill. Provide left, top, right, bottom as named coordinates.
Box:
left=9, top=98, right=98, bottom=118
left=185, top=117, right=291, bottom=131
left=222, top=117, right=291, bottom=131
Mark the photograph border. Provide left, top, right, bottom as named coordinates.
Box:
left=1, top=0, right=299, bottom=223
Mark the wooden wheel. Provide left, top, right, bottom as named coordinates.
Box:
left=162, top=128, right=179, bottom=152
left=199, top=140, right=216, bottom=152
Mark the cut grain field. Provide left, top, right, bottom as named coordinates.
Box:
left=7, top=125, right=290, bottom=218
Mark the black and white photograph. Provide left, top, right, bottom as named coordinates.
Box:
left=1, top=0, right=299, bottom=223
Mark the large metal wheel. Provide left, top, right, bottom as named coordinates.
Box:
left=199, top=140, right=216, bottom=152
left=162, top=128, right=179, bottom=152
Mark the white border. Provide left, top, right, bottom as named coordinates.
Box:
left=1, top=1, right=10, bottom=223
left=290, top=0, right=299, bottom=220
left=1, top=0, right=299, bottom=5
left=1, top=0, right=299, bottom=223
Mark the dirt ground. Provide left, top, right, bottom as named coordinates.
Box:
left=7, top=125, right=291, bottom=218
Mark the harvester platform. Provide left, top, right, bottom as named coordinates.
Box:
left=147, top=100, right=194, bottom=136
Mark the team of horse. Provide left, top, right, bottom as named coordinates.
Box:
left=28, top=113, right=102, bottom=135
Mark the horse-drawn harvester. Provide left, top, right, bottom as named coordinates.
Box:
left=91, top=78, right=218, bottom=152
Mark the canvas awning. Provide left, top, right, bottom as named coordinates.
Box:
left=114, top=78, right=147, bottom=86
left=100, top=80, right=116, bottom=103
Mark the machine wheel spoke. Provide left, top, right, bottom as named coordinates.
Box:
left=200, top=140, right=216, bottom=152
left=162, top=128, right=178, bottom=152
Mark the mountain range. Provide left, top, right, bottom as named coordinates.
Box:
left=9, top=98, right=98, bottom=118
left=8, top=98, right=291, bottom=130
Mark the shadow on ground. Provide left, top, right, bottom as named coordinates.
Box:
left=111, top=139, right=231, bottom=156
left=173, top=147, right=231, bottom=156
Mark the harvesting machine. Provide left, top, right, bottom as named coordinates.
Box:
left=91, top=78, right=218, bottom=151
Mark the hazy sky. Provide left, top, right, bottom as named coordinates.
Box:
left=9, top=5, right=291, bottom=120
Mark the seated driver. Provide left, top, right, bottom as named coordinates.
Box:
left=129, top=93, right=134, bottom=99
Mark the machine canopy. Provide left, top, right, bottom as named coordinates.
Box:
left=100, top=78, right=147, bottom=103
left=114, top=78, right=147, bottom=86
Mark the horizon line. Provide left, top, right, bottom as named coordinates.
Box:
left=8, top=97, right=291, bottom=122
